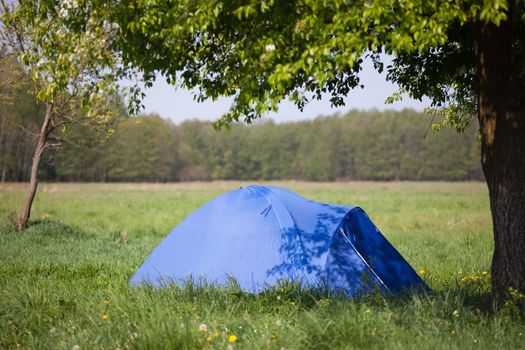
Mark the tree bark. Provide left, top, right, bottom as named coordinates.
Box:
left=475, top=10, right=525, bottom=296
left=16, top=103, right=53, bottom=230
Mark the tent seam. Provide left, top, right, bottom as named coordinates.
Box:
left=250, top=186, right=309, bottom=277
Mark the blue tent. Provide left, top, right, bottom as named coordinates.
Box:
left=130, top=185, right=427, bottom=296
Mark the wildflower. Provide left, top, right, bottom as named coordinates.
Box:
left=42, top=213, right=50, bottom=220
left=72, top=345, right=80, bottom=350
left=228, top=335, right=237, bottom=343
left=198, top=323, right=208, bottom=332
left=131, top=332, right=139, bottom=339
left=452, top=310, right=459, bottom=318
left=211, top=331, right=219, bottom=337
left=271, top=334, right=278, bottom=340
left=275, top=319, right=282, bottom=326
left=103, top=299, right=110, bottom=305
left=206, top=335, right=213, bottom=342
left=102, top=313, right=109, bottom=320
left=265, top=44, right=276, bottom=52
left=482, top=271, right=488, bottom=276
left=461, top=276, right=469, bottom=283
left=418, top=268, right=426, bottom=275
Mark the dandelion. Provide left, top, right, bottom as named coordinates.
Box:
left=198, top=323, right=208, bottom=332
left=212, top=331, right=219, bottom=337
left=228, top=335, right=237, bottom=343
left=206, top=335, right=213, bottom=342
left=102, top=313, right=109, bottom=320
left=103, top=299, right=110, bottom=305
left=418, top=268, right=426, bottom=275
left=482, top=271, right=488, bottom=276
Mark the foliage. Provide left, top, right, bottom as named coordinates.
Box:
left=1, top=109, right=483, bottom=182
left=0, top=1, right=134, bottom=134
left=2, top=182, right=524, bottom=349
left=110, top=0, right=521, bottom=129
left=0, top=58, right=43, bottom=181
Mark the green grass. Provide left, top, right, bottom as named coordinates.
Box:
left=1, top=181, right=524, bottom=349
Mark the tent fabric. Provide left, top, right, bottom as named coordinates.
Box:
left=130, top=185, right=428, bottom=296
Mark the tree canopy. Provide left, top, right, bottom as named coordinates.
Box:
left=112, top=0, right=522, bottom=128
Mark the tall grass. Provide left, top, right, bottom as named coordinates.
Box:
left=1, top=182, right=523, bottom=349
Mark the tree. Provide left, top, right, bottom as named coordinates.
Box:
left=0, top=1, right=140, bottom=229
left=108, top=0, right=524, bottom=296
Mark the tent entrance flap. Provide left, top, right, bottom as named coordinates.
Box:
left=340, top=210, right=428, bottom=294
left=338, top=226, right=392, bottom=295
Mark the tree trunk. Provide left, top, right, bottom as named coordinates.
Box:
left=475, top=12, right=525, bottom=296
left=16, top=103, right=53, bottom=231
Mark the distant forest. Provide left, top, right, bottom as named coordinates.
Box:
left=1, top=101, right=483, bottom=182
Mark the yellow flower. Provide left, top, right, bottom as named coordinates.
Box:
left=42, top=213, right=50, bottom=220
left=482, top=271, right=488, bottom=276
left=418, top=268, right=426, bottom=275
left=271, top=334, right=277, bottom=340
left=103, top=299, right=110, bottom=305
left=228, top=335, right=237, bottom=343
left=102, top=313, right=109, bottom=320
left=206, top=336, right=213, bottom=342
left=212, top=331, right=219, bottom=338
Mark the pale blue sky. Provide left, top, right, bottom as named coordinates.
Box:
left=141, top=58, right=430, bottom=124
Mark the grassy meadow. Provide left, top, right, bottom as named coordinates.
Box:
left=1, top=181, right=524, bottom=349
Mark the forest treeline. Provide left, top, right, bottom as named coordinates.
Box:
left=1, top=100, right=483, bottom=182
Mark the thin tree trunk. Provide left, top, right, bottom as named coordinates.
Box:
left=16, top=103, right=53, bottom=230
left=475, top=10, right=525, bottom=296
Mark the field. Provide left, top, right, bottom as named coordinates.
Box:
left=1, top=181, right=524, bottom=349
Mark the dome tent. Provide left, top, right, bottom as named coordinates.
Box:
left=130, top=185, right=427, bottom=296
